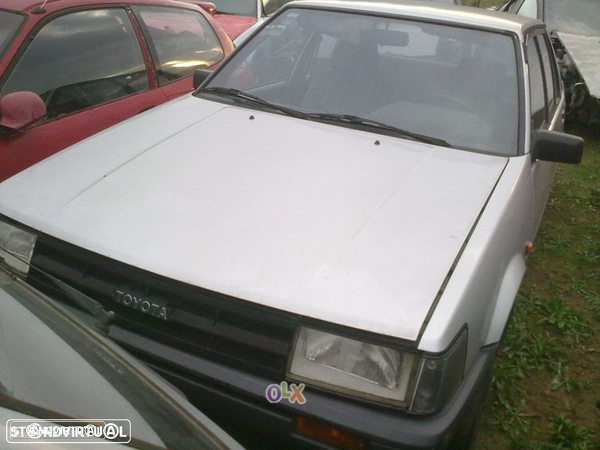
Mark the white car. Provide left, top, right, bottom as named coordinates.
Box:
left=0, top=1, right=583, bottom=448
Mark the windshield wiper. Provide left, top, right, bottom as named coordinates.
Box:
left=199, top=88, right=451, bottom=147
left=29, top=265, right=115, bottom=334
left=0, top=251, right=114, bottom=334
left=199, top=86, right=310, bottom=119
left=306, top=113, right=452, bottom=148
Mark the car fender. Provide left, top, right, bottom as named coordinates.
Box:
left=482, top=253, right=526, bottom=345
left=419, top=156, right=534, bottom=365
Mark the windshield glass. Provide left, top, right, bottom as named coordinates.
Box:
left=262, top=0, right=295, bottom=16
left=202, top=8, right=520, bottom=156
left=0, top=11, right=23, bottom=58
left=0, top=273, right=236, bottom=449
left=213, top=0, right=257, bottom=17
left=545, top=0, right=600, bottom=36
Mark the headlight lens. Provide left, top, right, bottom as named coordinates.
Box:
left=288, top=327, right=418, bottom=405
left=0, top=220, right=37, bottom=276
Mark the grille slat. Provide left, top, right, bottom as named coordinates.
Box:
left=29, top=236, right=298, bottom=380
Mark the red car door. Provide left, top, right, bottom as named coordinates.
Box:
left=0, top=7, right=167, bottom=181
left=0, top=91, right=166, bottom=180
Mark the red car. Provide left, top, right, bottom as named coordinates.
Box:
left=0, top=0, right=234, bottom=181
left=208, top=0, right=292, bottom=43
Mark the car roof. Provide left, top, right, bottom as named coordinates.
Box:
left=285, top=0, right=544, bottom=36
left=4, top=0, right=202, bottom=13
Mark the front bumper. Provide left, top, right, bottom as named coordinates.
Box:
left=109, top=325, right=498, bottom=450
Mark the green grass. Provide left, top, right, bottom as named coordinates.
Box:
left=473, top=123, right=600, bottom=449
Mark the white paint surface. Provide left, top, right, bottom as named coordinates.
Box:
left=0, top=98, right=507, bottom=341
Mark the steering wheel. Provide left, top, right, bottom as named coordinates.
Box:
left=42, top=83, right=93, bottom=118
left=418, top=93, right=476, bottom=115
left=103, top=78, right=137, bottom=95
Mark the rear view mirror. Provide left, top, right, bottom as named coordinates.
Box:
left=193, top=69, right=212, bottom=89
left=0, top=91, right=46, bottom=131
left=532, top=129, right=583, bottom=164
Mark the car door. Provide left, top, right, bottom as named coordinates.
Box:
left=526, top=29, right=564, bottom=234
left=0, top=8, right=167, bottom=181
left=132, top=6, right=227, bottom=100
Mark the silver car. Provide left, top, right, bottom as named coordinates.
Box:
left=0, top=1, right=584, bottom=449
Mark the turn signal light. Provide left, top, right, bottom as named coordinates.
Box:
left=525, top=241, right=534, bottom=255
left=294, top=416, right=368, bottom=450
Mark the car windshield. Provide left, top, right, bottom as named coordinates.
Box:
left=0, top=273, right=236, bottom=449
left=545, top=0, right=600, bottom=36
left=0, top=11, right=23, bottom=58
left=213, top=0, right=257, bottom=17
left=201, top=8, right=520, bottom=156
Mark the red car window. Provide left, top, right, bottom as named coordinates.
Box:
left=0, top=11, right=23, bottom=58
left=1, top=9, right=149, bottom=120
left=134, top=6, right=225, bottom=86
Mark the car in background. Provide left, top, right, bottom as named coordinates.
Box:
left=0, top=265, right=244, bottom=449
left=212, top=0, right=466, bottom=45
left=0, top=0, right=233, bottom=182
left=496, top=0, right=599, bottom=123
left=0, top=1, right=583, bottom=449
left=208, top=0, right=294, bottom=43
left=217, top=0, right=468, bottom=44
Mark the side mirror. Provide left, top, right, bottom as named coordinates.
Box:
left=193, top=69, right=212, bottom=89
left=531, top=129, right=583, bottom=164
left=0, top=91, right=46, bottom=131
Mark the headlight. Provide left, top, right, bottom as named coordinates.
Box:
left=288, top=327, right=419, bottom=406
left=0, top=220, right=37, bottom=276
left=288, top=326, right=468, bottom=413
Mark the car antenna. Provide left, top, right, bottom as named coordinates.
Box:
left=32, top=0, right=49, bottom=14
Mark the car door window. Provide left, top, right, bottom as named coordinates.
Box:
left=517, top=0, right=538, bottom=18
left=536, top=34, right=560, bottom=118
left=526, top=34, right=546, bottom=129
left=1, top=9, right=149, bottom=121
left=134, top=7, right=224, bottom=86
left=0, top=11, right=23, bottom=58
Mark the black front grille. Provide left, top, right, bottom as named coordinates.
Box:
left=29, top=235, right=299, bottom=380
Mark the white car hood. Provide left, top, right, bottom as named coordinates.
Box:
left=0, top=96, right=507, bottom=341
